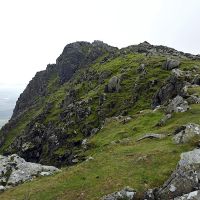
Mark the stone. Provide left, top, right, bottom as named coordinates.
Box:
left=162, top=58, right=180, bottom=70
left=0, top=154, right=60, bottom=190
left=156, top=149, right=200, bottom=199
left=156, top=114, right=172, bottom=126
left=173, top=123, right=200, bottom=144
left=152, top=75, right=186, bottom=108
left=137, top=63, right=147, bottom=75
left=136, top=133, right=166, bottom=142
left=174, top=190, right=200, bottom=200
left=101, top=186, right=136, bottom=200
left=166, top=95, right=189, bottom=113
left=192, top=75, right=200, bottom=85
left=187, top=95, right=200, bottom=104
left=105, top=76, right=121, bottom=93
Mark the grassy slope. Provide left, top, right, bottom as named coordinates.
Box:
left=1, top=54, right=200, bottom=199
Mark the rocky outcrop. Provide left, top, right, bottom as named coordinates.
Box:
left=101, top=187, right=136, bottom=200
left=105, top=76, right=121, bottom=93
left=156, top=149, right=200, bottom=199
left=121, top=41, right=200, bottom=59
left=0, top=154, right=60, bottom=191
left=173, top=123, right=200, bottom=144
left=166, top=95, right=189, bottom=113
left=57, top=41, right=117, bottom=84
left=162, top=58, right=180, bottom=70
left=152, top=75, right=187, bottom=108
left=187, top=95, right=200, bottom=104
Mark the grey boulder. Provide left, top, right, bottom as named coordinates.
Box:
left=163, top=58, right=180, bottom=70
left=0, top=154, right=60, bottom=190
left=105, top=76, right=121, bottom=93
left=156, top=149, right=200, bottom=199
left=173, top=123, right=200, bottom=144
left=166, top=95, right=189, bottom=113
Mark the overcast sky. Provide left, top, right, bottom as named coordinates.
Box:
left=0, top=0, right=200, bottom=91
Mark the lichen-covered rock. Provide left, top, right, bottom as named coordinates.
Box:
left=173, top=123, right=200, bottom=144
left=162, top=58, right=180, bottom=70
left=101, top=186, right=136, bottom=200
left=166, top=95, right=189, bottom=113
left=0, top=154, right=60, bottom=190
left=156, top=149, right=200, bottom=199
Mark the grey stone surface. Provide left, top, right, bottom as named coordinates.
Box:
left=173, top=123, right=200, bottom=144
left=0, top=154, right=60, bottom=190
left=174, top=190, right=200, bottom=200
left=166, top=95, right=189, bottom=113
left=137, top=133, right=166, bottom=142
left=156, top=149, right=200, bottom=199
left=105, top=76, right=121, bottom=93
left=101, top=186, right=136, bottom=200
left=162, top=58, right=180, bottom=70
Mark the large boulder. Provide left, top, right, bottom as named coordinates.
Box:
left=173, top=123, right=200, bottom=144
left=152, top=75, right=186, bottom=108
left=156, top=149, right=200, bottom=199
left=0, top=154, right=60, bottom=190
left=101, top=187, right=136, bottom=200
left=166, top=95, right=189, bottom=113
left=105, top=76, right=121, bottom=93
left=162, top=58, right=180, bottom=70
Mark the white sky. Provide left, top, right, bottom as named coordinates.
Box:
left=0, top=0, right=200, bottom=91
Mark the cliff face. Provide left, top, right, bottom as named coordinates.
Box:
left=0, top=40, right=200, bottom=167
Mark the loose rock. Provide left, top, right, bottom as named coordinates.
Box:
left=137, top=133, right=166, bottom=142
left=101, top=186, right=136, bottom=200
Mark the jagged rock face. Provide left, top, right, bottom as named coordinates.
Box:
left=152, top=75, right=186, bottom=108
left=0, top=154, right=59, bottom=191
left=12, top=64, right=57, bottom=119
left=5, top=121, right=82, bottom=166
left=12, top=41, right=117, bottom=120
left=56, top=41, right=117, bottom=84
left=156, top=149, right=200, bottom=199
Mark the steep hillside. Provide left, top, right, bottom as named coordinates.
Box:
left=1, top=41, right=200, bottom=199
